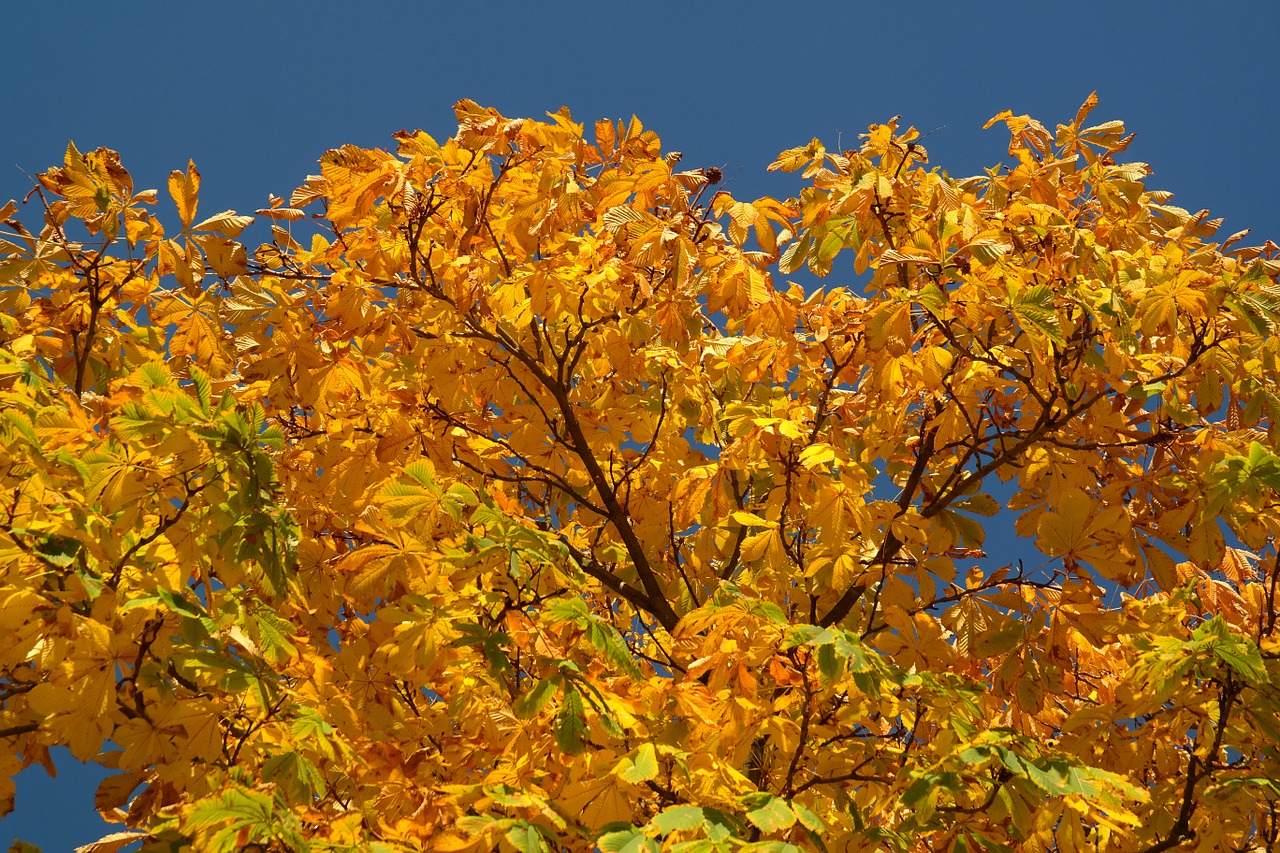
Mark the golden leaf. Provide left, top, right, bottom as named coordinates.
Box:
left=167, top=159, right=200, bottom=229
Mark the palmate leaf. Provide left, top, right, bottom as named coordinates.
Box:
left=1195, top=615, right=1267, bottom=683
left=184, top=787, right=298, bottom=853
left=261, top=750, right=322, bottom=801
left=377, top=478, right=441, bottom=521
left=548, top=595, right=641, bottom=676
left=783, top=624, right=880, bottom=683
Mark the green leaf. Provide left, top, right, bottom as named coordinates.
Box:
left=547, top=596, right=590, bottom=626
left=185, top=787, right=278, bottom=850
left=902, top=772, right=949, bottom=806
left=258, top=423, right=285, bottom=449
left=31, top=532, right=81, bottom=568
left=253, top=607, right=297, bottom=662
left=261, top=750, right=321, bottom=801
left=790, top=801, right=825, bottom=834
left=992, top=745, right=1025, bottom=775
left=446, top=482, right=479, bottom=508
left=585, top=620, right=641, bottom=677
left=290, top=708, right=333, bottom=741
left=190, top=363, right=212, bottom=416
left=1020, top=760, right=1067, bottom=795
left=572, top=677, right=626, bottom=739
left=778, top=232, right=812, bottom=275
left=1, top=409, right=40, bottom=447
left=1061, top=765, right=1100, bottom=798
left=74, top=562, right=104, bottom=599
left=1012, top=284, right=1063, bottom=344
left=817, top=230, right=845, bottom=265
left=745, top=796, right=796, bottom=833
left=377, top=479, right=441, bottom=521
left=746, top=599, right=789, bottom=625
left=1199, top=615, right=1267, bottom=682
left=485, top=784, right=544, bottom=810
left=914, top=282, right=948, bottom=313
left=782, top=624, right=832, bottom=649
left=841, top=635, right=875, bottom=673
left=700, top=808, right=742, bottom=842
left=155, top=587, right=206, bottom=621
left=817, top=642, right=842, bottom=683
left=652, top=805, right=705, bottom=834
left=618, top=743, right=659, bottom=784
left=597, top=829, right=660, bottom=853
left=555, top=687, right=588, bottom=754
left=135, top=361, right=172, bottom=390
left=546, top=596, right=639, bottom=676
left=954, top=493, right=1001, bottom=517
left=1237, top=261, right=1270, bottom=286
left=402, top=460, right=436, bottom=487
left=505, top=823, right=551, bottom=853
left=514, top=678, right=560, bottom=718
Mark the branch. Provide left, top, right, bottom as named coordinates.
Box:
left=549, top=379, right=680, bottom=631
left=555, top=533, right=657, bottom=618
left=0, top=722, right=39, bottom=739
left=820, top=423, right=937, bottom=628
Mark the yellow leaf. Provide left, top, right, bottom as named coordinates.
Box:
left=168, top=159, right=200, bottom=229
left=741, top=529, right=775, bottom=563
left=595, top=118, right=616, bottom=154
left=1036, top=489, right=1095, bottom=557
left=192, top=234, right=248, bottom=279
left=797, top=443, right=836, bottom=470
left=74, top=831, right=148, bottom=853
left=560, top=772, right=635, bottom=830
left=192, top=209, right=254, bottom=237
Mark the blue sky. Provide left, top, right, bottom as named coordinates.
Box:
left=3, top=1, right=1278, bottom=849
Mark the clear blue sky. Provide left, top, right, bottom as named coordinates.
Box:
left=3, top=1, right=1278, bottom=849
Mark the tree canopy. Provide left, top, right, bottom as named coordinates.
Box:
left=2, top=95, right=1280, bottom=852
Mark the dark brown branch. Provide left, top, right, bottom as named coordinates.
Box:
left=782, top=653, right=814, bottom=797
left=0, top=722, right=39, bottom=739
left=821, top=422, right=937, bottom=628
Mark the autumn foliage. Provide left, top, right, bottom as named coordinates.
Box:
left=3, top=95, right=1280, bottom=852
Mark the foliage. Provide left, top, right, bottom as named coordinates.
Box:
left=2, top=95, right=1280, bottom=851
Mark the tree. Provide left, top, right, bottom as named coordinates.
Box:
left=1, top=94, right=1279, bottom=852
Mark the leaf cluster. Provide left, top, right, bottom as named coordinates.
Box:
left=2, top=95, right=1280, bottom=851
